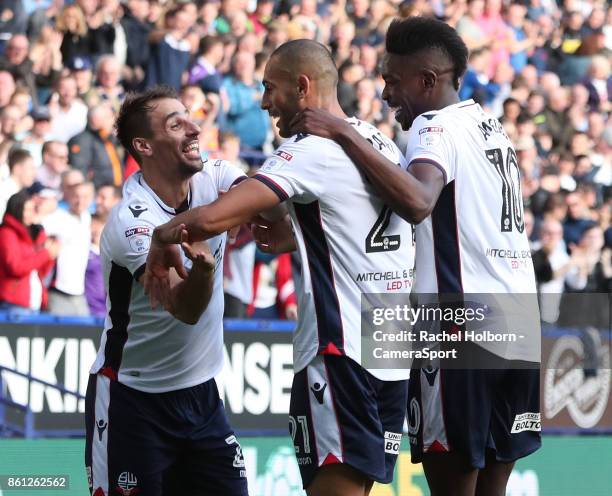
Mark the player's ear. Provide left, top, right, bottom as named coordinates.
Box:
left=297, top=74, right=310, bottom=99
left=422, top=69, right=436, bottom=90
left=133, top=138, right=152, bottom=157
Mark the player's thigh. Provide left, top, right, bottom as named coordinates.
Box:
left=475, top=451, right=515, bottom=496
left=85, top=374, right=177, bottom=496
left=306, top=464, right=370, bottom=496
left=289, top=355, right=386, bottom=490
left=422, top=451, right=479, bottom=496
left=181, top=380, right=248, bottom=496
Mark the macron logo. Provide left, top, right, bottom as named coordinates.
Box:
left=310, top=382, right=327, bottom=404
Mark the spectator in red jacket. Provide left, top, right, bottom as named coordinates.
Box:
left=0, top=189, right=60, bottom=313
left=248, top=251, right=297, bottom=320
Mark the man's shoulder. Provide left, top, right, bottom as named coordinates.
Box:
left=68, top=128, right=94, bottom=144
left=41, top=208, right=74, bottom=233
left=288, top=132, right=324, bottom=145
left=70, top=99, right=89, bottom=113
left=0, top=57, right=9, bottom=69
left=410, top=103, right=478, bottom=141
left=189, top=163, right=217, bottom=194
left=408, top=111, right=451, bottom=150
left=256, top=137, right=327, bottom=179
left=197, top=157, right=243, bottom=183
left=44, top=207, right=71, bottom=222
left=416, top=100, right=480, bottom=123
left=104, top=199, right=156, bottom=249
left=349, top=117, right=402, bottom=150
left=113, top=181, right=159, bottom=227
left=262, top=138, right=325, bottom=170
left=276, top=133, right=331, bottom=156
left=115, top=197, right=157, bottom=226
left=413, top=108, right=448, bottom=127
left=121, top=11, right=149, bottom=30
left=18, top=58, right=33, bottom=72
left=202, top=157, right=231, bottom=171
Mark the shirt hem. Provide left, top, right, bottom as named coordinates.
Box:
left=90, top=364, right=224, bottom=394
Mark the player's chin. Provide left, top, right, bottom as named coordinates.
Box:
left=181, top=157, right=204, bottom=172
left=397, top=111, right=413, bottom=131
left=191, top=158, right=204, bottom=171
left=277, top=121, right=290, bottom=138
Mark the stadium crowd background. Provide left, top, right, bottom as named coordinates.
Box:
left=0, top=0, right=609, bottom=322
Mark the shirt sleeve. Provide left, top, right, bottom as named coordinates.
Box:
left=405, top=115, right=457, bottom=185
left=252, top=138, right=326, bottom=202
left=212, top=159, right=248, bottom=192
left=110, top=208, right=157, bottom=280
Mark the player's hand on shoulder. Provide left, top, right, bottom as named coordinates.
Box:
left=144, top=224, right=189, bottom=309
left=251, top=215, right=296, bottom=254
left=289, top=107, right=349, bottom=141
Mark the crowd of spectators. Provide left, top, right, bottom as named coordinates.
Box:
left=0, top=0, right=608, bottom=325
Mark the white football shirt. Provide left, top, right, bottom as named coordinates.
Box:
left=42, top=208, right=91, bottom=296
left=406, top=100, right=540, bottom=361
left=90, top=160, right=245, bottom=392
left=255, top=118, right=415, bottom=380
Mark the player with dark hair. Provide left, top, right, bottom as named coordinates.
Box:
left=85, top=85, right=249, bottom=496
left=145, top=39, right=415, bottom=496
left=289, top=17, right=541, bottom=496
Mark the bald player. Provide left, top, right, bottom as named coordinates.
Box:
left=144, top=40, right=415, bottom=496
left=290, top=18, right=542, bottom=496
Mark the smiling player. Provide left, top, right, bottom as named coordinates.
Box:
left=85, top=86, right=248, bottom=496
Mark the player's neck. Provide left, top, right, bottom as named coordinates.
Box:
left=307, top=96, right=347, bottom=120
left=141, top=168, right=190, bottom=209
left=436, top=91, right=461, bottom=110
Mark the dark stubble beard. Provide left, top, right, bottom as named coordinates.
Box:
left=177, top=158, right=204, bottom=178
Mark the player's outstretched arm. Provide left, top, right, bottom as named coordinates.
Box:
left=152, top=179, right=282, bottom=245
left=290, top=108, right=445, bottom=224
left=145, top=179, right=281, bottom=306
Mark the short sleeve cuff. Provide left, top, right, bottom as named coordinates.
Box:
left=230, top=175, right=248, bottom=188
left=408, top=157, right=449, bottom=185
left=252, top=173, right=291, bottom=201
